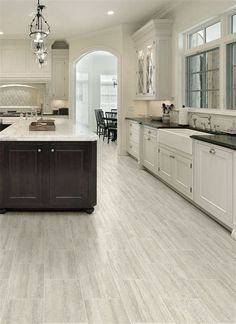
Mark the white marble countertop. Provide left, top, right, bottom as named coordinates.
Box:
left=0, top=118, right=98, bottom=141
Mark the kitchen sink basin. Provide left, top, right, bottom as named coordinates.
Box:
left=158, top=128, right=211, bottom=155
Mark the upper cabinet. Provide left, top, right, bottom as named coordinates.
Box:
left=132, top=19, right=173, bottom=101
left=51, top=49, right=69, bottom=100
left=0, top=40, right=51, bottom=81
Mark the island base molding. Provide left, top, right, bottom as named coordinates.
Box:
left=0, top=141, right=97, bottom=213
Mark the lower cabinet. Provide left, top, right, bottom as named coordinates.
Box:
left=142, top=126, right=157, bottom=173
left=158, top=145, right=193, bottom=199
left=127, top=121, right=140, bottom=159
left=0, top=141, right=97, bottom=211
left=2, top=143, right=43, bottom=208
left=193, top=141, right=233, bottom=227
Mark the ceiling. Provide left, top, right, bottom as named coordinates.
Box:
left=0, top=0, right=178, bottom=40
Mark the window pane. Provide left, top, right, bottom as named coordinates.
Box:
left=187, top=48, right=219, bottom=108
left=206, top=22, right=221, bottom=43
left=188, top=53, right=205, bottom=73
left=206, top=71, right=219, bottom=90
left=188, top=91, right=205, bottom=108
left=189, top=73, right=205, bottom=91
left=206, top=91, right=219, bottom=109
left=189, top=30, right=204, bottom=48
left=232, top=14, right=236, bottom=33
left=206, top=49, right=220, bottom=70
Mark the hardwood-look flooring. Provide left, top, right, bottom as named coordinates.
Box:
left=0, top=139, right=235, bottom=323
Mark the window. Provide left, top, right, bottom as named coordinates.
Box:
left=189, top=22, right=221, bottom=48
left=100, top=75, right=117, bottom=110
left=227, top=43, right=236, bottom=110
left=232, top=14, right=236, bottom=33
left=186, top=48, right=220, bottom=108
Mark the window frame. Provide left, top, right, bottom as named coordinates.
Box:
left=177, top=11, right=236, bottom=113
left=232, top=14, right=236, bottom=33
left=226, top=42, right=236, bottom=110
left=188, top=21, right=221, bottom=49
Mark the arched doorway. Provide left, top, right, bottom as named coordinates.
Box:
left=75, top=51, right=118, bottom=133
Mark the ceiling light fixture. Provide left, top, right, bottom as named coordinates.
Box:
left=107, top=10, right=114, bottom=15
left=29, top=0, right=50, bottom=67
left=0, top=31, right=4, bottom=35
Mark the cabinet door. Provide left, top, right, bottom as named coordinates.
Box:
left=52, top=58, right=67, bottom=99
left=146, top=41, right=156, bottom=96
left=172, top=154, right=193, bottom=198
left=136, top=48, right=145, bottom=96
left=143, top=135, right=156, bottom=173
left=3, top=143, right=43, bottom=207
left=158, top=146, right=173, bottom=184
left=194, top=142, right=233, bottom=226
left=49, top=143, right=94, bottom=208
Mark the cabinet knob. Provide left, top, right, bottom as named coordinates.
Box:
left=51, top=149, right=55, bottom=153
left=130, top=132, right=132, bottom=136
left=38, top=149, right=41, bottom=153
left=147, top=137, right=151, bottom=141
left=209, top=148, right=216, bottom=154
left=148, top=130, right=151, bottom=134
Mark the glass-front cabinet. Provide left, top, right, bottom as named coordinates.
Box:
left=132, top=19, right=173, bottom=100
left=137, top=49, right=145, bottom=95
left=136, top=43, right=155, bottom=96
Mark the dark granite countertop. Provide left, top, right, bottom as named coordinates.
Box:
left=191, top=134, right=236, bottom=150
left=125, top=117, right=187, bottom=129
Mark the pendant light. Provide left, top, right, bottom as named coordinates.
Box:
left=29, top=0, right=50, bottom=66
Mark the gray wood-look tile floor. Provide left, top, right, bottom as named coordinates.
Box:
left=0, top=139, right=235, bottom=324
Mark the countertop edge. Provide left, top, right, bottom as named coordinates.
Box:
left=191, top=135, right=236, bottom=150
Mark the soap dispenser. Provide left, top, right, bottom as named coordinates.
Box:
left=178, top=105, right=189, bottom=125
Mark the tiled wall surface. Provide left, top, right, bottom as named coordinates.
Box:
left=170, top=110, right=236, bottom=132
left=0, top=84, right=46, bottom=109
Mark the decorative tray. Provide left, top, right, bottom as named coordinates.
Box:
left=29, top=120, right=55, bottom=131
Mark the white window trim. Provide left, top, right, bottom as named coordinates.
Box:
left=177, top=9, right=236, bottom=114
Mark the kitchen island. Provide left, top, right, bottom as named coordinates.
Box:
left=0, top=119, right=97, bottom=214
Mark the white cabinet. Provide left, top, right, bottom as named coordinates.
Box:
left=51, top=50, right=69, bottom=100
left=193, top=141, right=233, bottom=227
left=142, top=126, right=157, bottom=173
left=158, top=146, right=173, bottom=183
left=158, top=145, right=193, bottom=199
left=132, top=19, right=172, bottom=100
left=0, top=40, right=51, bottom=81
left=127, top=120, right=140, bottom=160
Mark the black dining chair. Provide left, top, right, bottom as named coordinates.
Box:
left=94, top=109, right=102, bottom=135
left=104, top=112, right=117, bottom=143
left=97, top=110, right=107, bottom=138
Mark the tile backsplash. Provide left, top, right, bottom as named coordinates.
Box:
left=0, top=83, right=46, bottom=110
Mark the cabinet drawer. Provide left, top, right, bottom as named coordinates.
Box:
left=128, top=129, right=139, bottom=143
left=128, top=121, right=139, bottom=132
left=143, top=127, right=157, bottom=137
left=127, top=141, right=139, bottom=159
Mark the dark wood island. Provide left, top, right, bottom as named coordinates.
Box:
left=0, top=119, right=97, bottom=213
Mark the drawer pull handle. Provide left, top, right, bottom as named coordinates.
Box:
left=147, top=137, right=151, bottom=141
left=38, top=149, right=41, bottom=153
left=51, top=149, right=55, bottom=153
left=169, top=155, right=175, bottom=159
left=209, top=148, right=216, bottom=154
